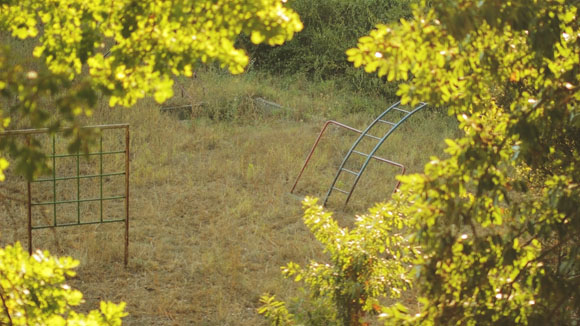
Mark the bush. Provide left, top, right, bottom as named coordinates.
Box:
left=0, top=243, right=127, bottom=325
left=259, top=197, right=415, bottom=326
left=241, top=0, right=414, bottom=95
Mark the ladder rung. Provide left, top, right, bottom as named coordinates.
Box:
left=332, top=187, right=349, bottom=194
left=393, top=107, right=411, bottom=114
left=363, top=134, right=381, bottom=140
left=352, top=150, right=369, bottom=157
left=378, top=119, right=395, bottom=125
left=352, top=150, right=398, bottom=165
left=341, top=168, right=359, bottom=176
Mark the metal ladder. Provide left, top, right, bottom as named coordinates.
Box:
left=323, top=101, right=428, bottom=206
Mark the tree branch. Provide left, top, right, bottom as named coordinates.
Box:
left=0, top=289, right=13, bottom=326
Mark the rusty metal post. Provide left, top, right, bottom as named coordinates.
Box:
left=124, top=126, right=130, bottom=267
left=27, top=174, right=32, bottom=255
left=26, top=135, right=32, bottom=255
left=290, top=121, right=363, bottom=194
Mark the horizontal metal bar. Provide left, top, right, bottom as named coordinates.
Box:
left=332, top=187, right=349, bottom=194
left=31, top=218, right=126, bottom=230
left=352, top=150, right=369, bottom=157
left=0, top=124, right=129, bottom=136
left=341, top=168, right=359, bottom=176
left=363, top=134, right=381, bottom=141
left=48, top=150, right=125, bottom=158
left=373, top=157, right=405, bottom=169
left=160, top=105, right=193, bottom=111
left=392, top=107, right=411, bottom=114
left=378, top=119, right=395, bottom=125
left=31, top=196, right=125, bottom=206
left=352, top=151, right=405, bottom=168
left=254, top=97, right=285, bottom=110
left=33, top=172, right=125, bottom=183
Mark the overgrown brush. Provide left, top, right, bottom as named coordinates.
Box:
left=240, top=0, right=415, bottom=95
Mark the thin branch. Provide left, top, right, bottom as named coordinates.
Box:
left=0, top=289, right=13, bottom=326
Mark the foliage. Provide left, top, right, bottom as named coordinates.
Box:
left=343, top=0, right=580, bottom=325
left=0, top=242, right=127, bottom=325
left=242, top=0, right=413, bottom=94
left=0, top=0, right=302, bottom=180
left=259, top=197, right=415, bottom=326
left=0, top=1, right=301, bottom=324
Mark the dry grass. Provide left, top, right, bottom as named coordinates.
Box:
left=0, top=72, right=459, bottom=325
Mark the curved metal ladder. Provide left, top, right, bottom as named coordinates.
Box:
left=323, top=101, right=428, bottom=206
left=290, top=120, right=406, bottom=197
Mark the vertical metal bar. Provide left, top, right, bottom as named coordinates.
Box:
left=100, top=134, right=103, bottom=222
left=291, top=121, right=363, bottom=194
left=393, top=166, right=406, bottom=194
left=124, top=126, right=130, bottom=266
left=76, top=144, right=80, bottom=224
left=52, top=134, right=56, bottom=226
left=26, top=136, right=33, bottom=255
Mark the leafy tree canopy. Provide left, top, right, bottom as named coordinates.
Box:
left=0, top=1, right=302, bottom=325
left=345, top=0, right=580, bottom=325
left=0, top=0, right=302, bottom=180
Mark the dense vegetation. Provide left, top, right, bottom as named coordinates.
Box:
left=262, top=0, right=580, bottom=325
left=1, top=0, right=580, bottom=326
left=0, top=0, right=301, bottom=324
left=0, top=0, right=302, bottom=180
left=241, top=0, right=414, bottom=95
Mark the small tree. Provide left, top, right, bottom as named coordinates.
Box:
left=344, top=0, right=580, bottom=324
left=263, top=0, right=580, bottom=325
left=259, top=197, right=416, bottom=326
left=243, top=0, right=413, bottom=94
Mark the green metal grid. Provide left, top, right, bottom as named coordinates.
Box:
left=1, top=124, right=130, bottom=265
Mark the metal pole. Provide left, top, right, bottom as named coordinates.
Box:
left=323, top=101, right=402, bottom=206
left=53, top=135, right=56, bottom=226
left=26, top=136, right=32, bottom=255
left=76, top=147, right=80, bottom=224
left=100, top=135, right=103, bottom=222
left=124, top=126, right=130, bottom=266
left=290, top=121, right=363, bottom=194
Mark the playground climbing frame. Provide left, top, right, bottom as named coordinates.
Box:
left=1, top=124, right=130, bottom=265
left=291, top=101, right=427, bottom=207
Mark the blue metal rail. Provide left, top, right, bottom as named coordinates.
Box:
left=323, top=101, right=428, bottom=206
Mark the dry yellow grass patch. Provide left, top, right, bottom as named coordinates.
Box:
left=0, top=74, right=458, bottom=325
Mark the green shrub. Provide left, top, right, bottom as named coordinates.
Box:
left=0, top=243, right=127, bottom=325
left=241, top=0, right=414, bottom=95
left=259, top=197, right=415, bottom=326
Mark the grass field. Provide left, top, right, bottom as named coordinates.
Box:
left=0, top=71, right=460, bottom=325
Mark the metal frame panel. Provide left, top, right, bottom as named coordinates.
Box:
left=1, top=124, right=130, bottom=266
left=290, top=102, right=428, bottom=207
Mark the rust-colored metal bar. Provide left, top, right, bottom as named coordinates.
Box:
left=124, top=125, right=130, bottom=267
left=0, top=123, right=130, bottom=136
left=291, top=121, right=361, bottom=193
left=26, top=135, right=32, bottom=255
left=291, top=120, right=406, bottom=195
